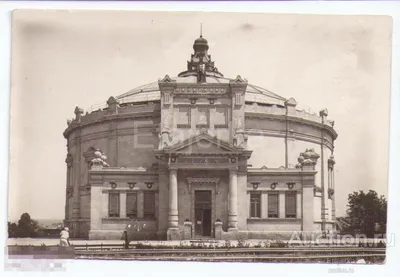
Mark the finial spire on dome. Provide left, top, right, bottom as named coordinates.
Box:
left=177, top=29, right=224, bottom=78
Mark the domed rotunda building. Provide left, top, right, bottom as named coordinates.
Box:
left=63, top=35, right=338, bottom=240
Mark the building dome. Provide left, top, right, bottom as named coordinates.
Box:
left=193, top=36, right=209, bottom=51
left=112, top=35, right=288, bottom=107
left=115, top=76, right=287, bottom=107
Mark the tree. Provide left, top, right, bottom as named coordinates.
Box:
left=16, top=213, right=41, bottom=238
left=8, top=222, right=18, bottom=238
left=347, top=190, right=387, bottom=237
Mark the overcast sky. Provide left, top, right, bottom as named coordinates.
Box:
left=8, top=10, right=391, bottom=221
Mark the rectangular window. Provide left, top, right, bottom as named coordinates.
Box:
left=176, top=106, right=191, bottom=128
left=143, top=192, right=156, bottom=218
left=195, top=107, right=210, bottom=128
left=268, top=193, right=279, bottom=218
left=285, top=192, right=297, bottom=218
left=108, top=192, right=120, bottom=218
left=126, top=193, right=138, bottom=218
left=214, top=107, right=228, bottom=128
left=250, top=193, right=261, bottom=218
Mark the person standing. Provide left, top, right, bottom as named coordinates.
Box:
left=60, top=227, right=70, bottom=246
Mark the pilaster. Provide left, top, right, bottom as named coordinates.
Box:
left=296, top=191, right=302, bottom=219
left=261, top=192, right=268, bottom=219
left=279, top=191, right=285, bottom=218
left=120, top=192, right=127, bottom=218
left=137, top=191, right=144, bottom=218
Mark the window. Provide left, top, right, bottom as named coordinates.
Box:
left=176, top=106, right=191, bottom=128
left=143, top=192, right=156, bottom=218
left=268, top=193, right=279, bottom=218
left=108, top=192, right=120, bottom=218
left=214, top=107, right=228, bottom=128
left=126, top=193, right=138, bottom=218
left=250, top=193, right=261, bottom=218
left=195, top=107, right=210, bottom=128
left=285, top=192, right=297, bottom=218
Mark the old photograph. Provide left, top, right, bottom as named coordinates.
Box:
left=7, top=10, right=392, bottom=263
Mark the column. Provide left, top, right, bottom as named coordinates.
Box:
left=296, top=191, right=302, bottom=219
left=168, top=169, right=178, bottom=228
left=228, top=170, right=238, bottom=231
left=279, top=192, right=285, bottom=218
left=120, top=192, right=127, bottom=218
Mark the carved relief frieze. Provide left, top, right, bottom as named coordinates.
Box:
left=177, top=157, right=230, bottom=164
left=186, top=177, right=220, bottom=194
left=174, top=87, right=227, bottom=95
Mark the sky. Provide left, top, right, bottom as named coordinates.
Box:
left=8, top=10, right=392, bottom=221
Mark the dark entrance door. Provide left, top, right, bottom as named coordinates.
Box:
left=194, top=190, right=212, bottom=237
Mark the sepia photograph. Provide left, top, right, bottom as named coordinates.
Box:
left=6, top=9, right=392, bottom=265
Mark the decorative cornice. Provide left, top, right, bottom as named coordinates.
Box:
left=245, top=128, right=334, bottom=151
left=64, top=111, right=160, bottom=138
left=245, top=113, right=337, bottom=140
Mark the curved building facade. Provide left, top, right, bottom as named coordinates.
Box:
left=63, top=35, right=338, bottom=240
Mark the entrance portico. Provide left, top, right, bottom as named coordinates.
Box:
left=155, top=132, right=252, bottom=240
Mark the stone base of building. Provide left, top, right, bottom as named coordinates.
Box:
left=167, top=227, right=182, bottom=240
left=89, top=230, right=125, bottom=240
left=88, top=228, right=333, bottom=241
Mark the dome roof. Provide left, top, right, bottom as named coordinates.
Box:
left=112, top=35, right=287, bottom=107
left=116, top=75, right=287, bottom=106
left=193, top=36, right=208, bottom=48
